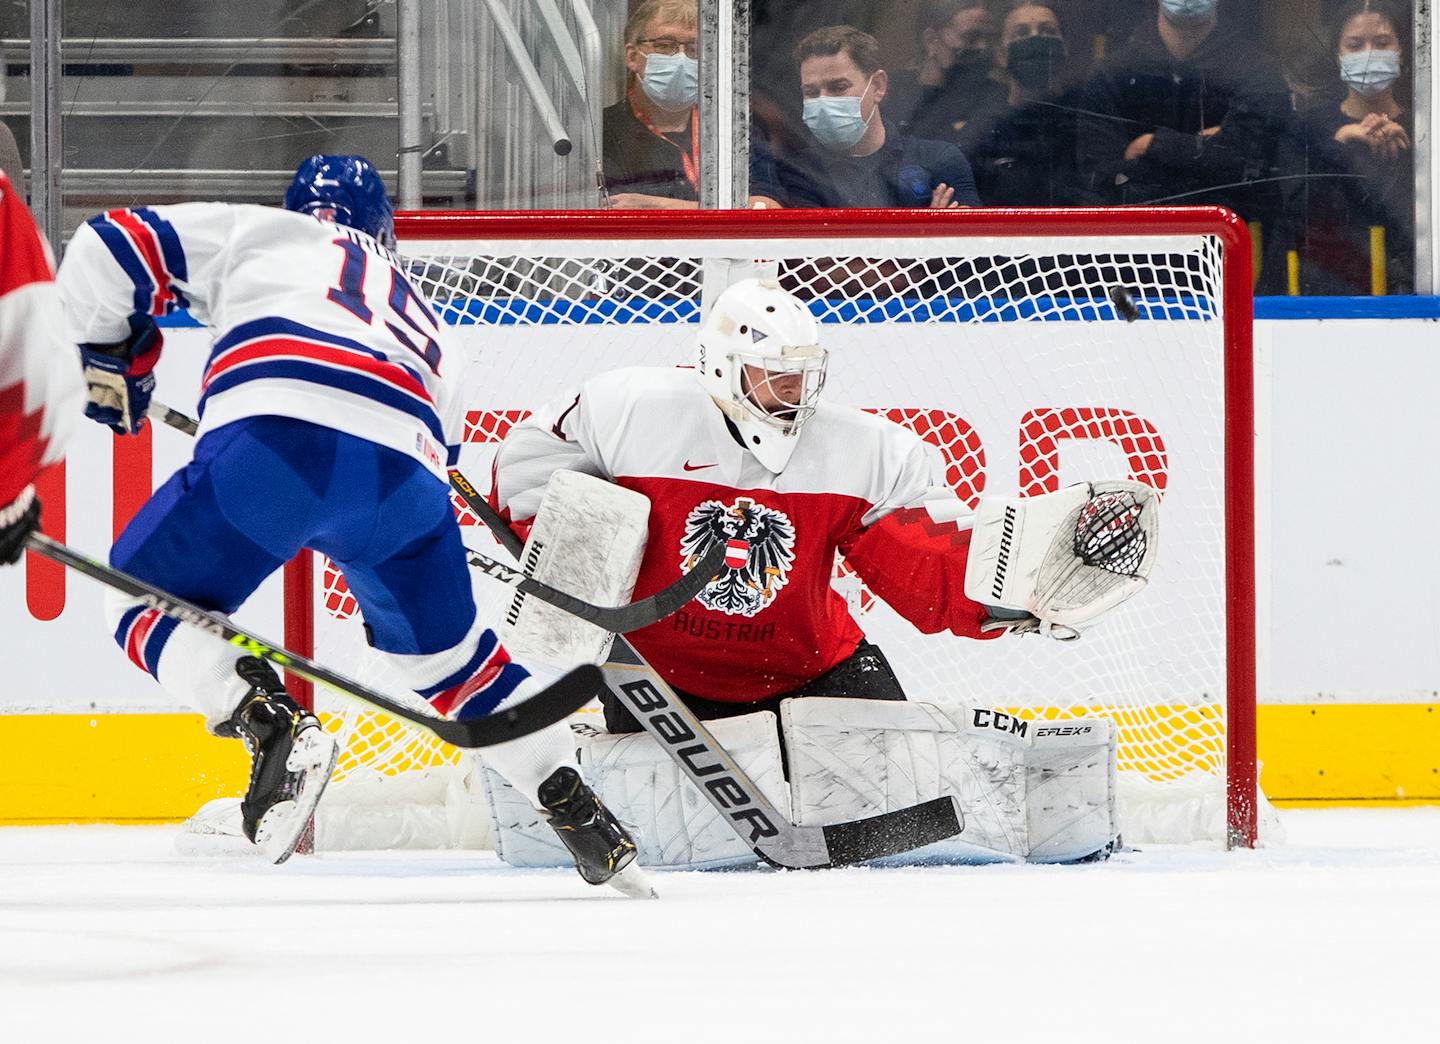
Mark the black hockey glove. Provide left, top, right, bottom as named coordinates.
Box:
left=0, top=485, right=41, bottom=565
left=80, top=321, right=163, bottom=435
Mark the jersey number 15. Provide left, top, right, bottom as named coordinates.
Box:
left=326, top=238, right=443, bottom=374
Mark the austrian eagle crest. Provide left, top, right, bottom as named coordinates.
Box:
left=680, top=498, right=796, bottom=618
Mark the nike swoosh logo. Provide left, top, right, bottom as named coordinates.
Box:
left=683, top=461, right=717, bottom=472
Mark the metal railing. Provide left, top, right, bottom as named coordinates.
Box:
left=0, top=37, right=396, bottom=65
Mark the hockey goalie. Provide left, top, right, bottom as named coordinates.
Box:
left=486, top=278, right=1159, bottom=868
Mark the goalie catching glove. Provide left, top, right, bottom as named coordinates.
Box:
left=965, top=480, right=1159, bottom=640
left=80, top=320, right=162, bottom=435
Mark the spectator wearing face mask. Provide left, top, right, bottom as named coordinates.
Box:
left=958, top=2, right=1081, bottom=205
left=777, top=24, right=981, bottom=208
left=1288, top=0, right=1413, bottom=294
left=603, top=0, right=781, bottom=208
left=884, top=1, right=1007, bottom=144
left=1074, top=0, right=1291, bottom=223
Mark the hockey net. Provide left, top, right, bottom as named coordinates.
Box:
left=232, top=209, right=1262, bottom=853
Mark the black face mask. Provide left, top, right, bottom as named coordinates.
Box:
left=1006, top=35, right=1065, bottom=92
left=941, top=48, right=993, bottom=89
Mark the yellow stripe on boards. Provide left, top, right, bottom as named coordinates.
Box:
left=1, top=704, right=1437, bottom=822
left=1258, top=703, right=1440, bottom=802
left=0, top=714, right=248, bottom=823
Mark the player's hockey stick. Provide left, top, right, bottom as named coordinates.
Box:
left=145, top=401, right=722, bottom=632
left=450, top=468, right=967, bottom=869
left=25, top=532, right=602, bottom=749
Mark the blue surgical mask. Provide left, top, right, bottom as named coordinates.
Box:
left=1159, top=0, right=1219, bottom=21
left=640, top=52, right=699, bottom=112
left=802, top=79, right=875, bottom=152
left=1339, top=48, right=1401, bottom=96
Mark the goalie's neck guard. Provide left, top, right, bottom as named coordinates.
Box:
left=695, top=278, right=827, bottom=473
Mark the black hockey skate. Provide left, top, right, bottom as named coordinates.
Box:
left=537, top=766, right=656, bottom=899
left=216, top=657, right=338, bottom=864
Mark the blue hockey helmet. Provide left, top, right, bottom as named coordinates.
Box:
left=284, top=154, right=395, bottom=247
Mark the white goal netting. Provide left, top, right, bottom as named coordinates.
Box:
left=242, top=212, right=1261, bottom=852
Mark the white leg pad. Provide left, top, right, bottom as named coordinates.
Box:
left=780, top=697, right=1118, bottom=864
left=1024, top=719, right=1120, bottom=861
left=499, top=469, right=649, bottom=668
left=485, top=712, right=788, bottom=870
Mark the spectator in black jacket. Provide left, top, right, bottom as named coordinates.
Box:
left=960, top=2, right=1082, bottom=205
left=884, top=1, right=1006, bottom=144
left=1289, top=0, right=1413, bottom=294
left=1075, top=0, right=1290, bottom=218
left=779, top=25, right=981, bottom=208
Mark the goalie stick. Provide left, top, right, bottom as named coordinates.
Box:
left=449, top=467, right=967, bottom=869
left=145, top=401, right=724, bottom=633
left=26, top=532, right=602, bottom=749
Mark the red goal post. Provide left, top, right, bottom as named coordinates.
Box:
left=282, top=206, right=1259, bottom=849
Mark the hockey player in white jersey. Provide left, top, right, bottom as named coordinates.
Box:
left=57, top=156, right=650, bottom=891
left=0, top=171, right=82, bottom=567
left=489, top=277, right=1157, bottom=868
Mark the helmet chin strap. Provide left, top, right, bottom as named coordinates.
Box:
left=711, top=394, right=748, bottom=426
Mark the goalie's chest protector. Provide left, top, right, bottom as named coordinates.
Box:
left=581, top=369, right=924, bottom=702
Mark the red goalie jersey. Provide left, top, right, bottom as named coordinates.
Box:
left=0, top=172, right=81, bottom=508
left=491, top=366, right=997, bottom=702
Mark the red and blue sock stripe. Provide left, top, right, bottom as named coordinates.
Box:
left=113, top=604, right=181, bottom=677
left=418, top=628, right=530, bottom=721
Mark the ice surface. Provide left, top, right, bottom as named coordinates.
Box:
left=2, top=808, right=1438, bottom=1043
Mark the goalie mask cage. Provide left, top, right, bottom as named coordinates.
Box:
left=273, top=207, right=1258, bottom=852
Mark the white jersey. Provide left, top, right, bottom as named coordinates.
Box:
left=57, top=202, right=465, bottom=478
left=494, top=368, right=995, bottom=701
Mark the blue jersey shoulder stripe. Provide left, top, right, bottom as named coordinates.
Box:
left=87, top=216, right=157, bottom=318
left=131, top=208, right=188, bottom=283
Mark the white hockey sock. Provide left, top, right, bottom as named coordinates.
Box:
left=106, top=588, right=251, bottom=730
left=478, top=672, right=580, bottom=807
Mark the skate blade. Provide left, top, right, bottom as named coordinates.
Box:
left=607, top=860, right=658, bottom=900
left=254, top=727, right=339, bottom=865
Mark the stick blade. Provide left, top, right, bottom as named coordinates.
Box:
left=820, top=796, right=964, bottom=867
left=434, top=665, right=604, bottom=748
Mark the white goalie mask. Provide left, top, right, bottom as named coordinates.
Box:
left=693, top=278, right=827, bottom=473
